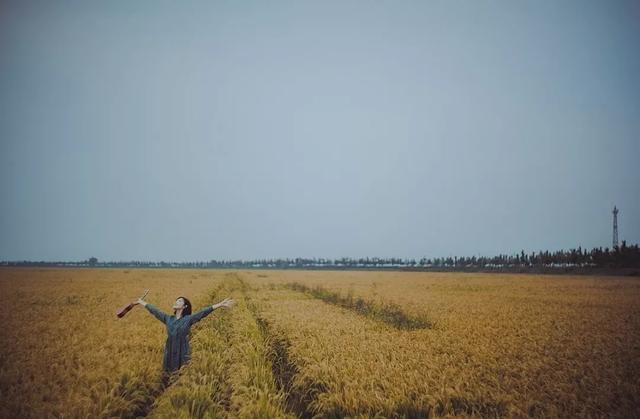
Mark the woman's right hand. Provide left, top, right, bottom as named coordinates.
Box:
left=134, top=289, right=150, bottom=306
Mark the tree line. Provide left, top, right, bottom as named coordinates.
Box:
left=2, top=241, right=639, bottom=272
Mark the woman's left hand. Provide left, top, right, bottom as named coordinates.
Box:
left=214, top=298, right=235, bottom=309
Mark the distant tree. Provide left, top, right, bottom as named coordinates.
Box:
left=88, top=257, right=98, bottom=266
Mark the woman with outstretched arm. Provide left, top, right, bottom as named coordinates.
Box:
left=133, top=295, right=234, bottom=374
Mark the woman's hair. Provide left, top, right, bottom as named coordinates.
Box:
left=175, top=296, right=192, bottom=316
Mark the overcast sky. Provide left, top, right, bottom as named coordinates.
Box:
left=1, top=1, right=639, bottom=261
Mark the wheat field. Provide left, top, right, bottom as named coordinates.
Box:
left=0, top=268, right=638, bottom=418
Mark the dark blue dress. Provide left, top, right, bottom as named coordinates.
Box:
left=145, top=303, right=214, bottom=372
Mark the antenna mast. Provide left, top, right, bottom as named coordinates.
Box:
left=612, top=206, right=619, bottom=249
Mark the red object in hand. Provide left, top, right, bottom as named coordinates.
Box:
left=116, top=289, right=149, bottom=319
left=116, top=303, right=134, bottom=318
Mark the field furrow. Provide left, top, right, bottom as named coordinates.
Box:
left=246, top=284, right=507, bottom=417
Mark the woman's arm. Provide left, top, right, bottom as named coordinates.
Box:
left=189, top=298, right=235, bottom=325
left=135, top=298, right=169, bottom=324
left=189, top=305, right=214, bottom=325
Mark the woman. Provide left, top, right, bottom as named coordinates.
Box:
left=134, top=295, right=234, bottom=374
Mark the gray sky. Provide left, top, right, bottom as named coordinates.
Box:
left=1, top=0, right=639, bottom=261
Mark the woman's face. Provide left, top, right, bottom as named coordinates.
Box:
left=173, top=297, right=187, bottom=311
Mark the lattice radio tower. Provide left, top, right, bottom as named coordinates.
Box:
left=612, top=206, right=619, bottom=249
